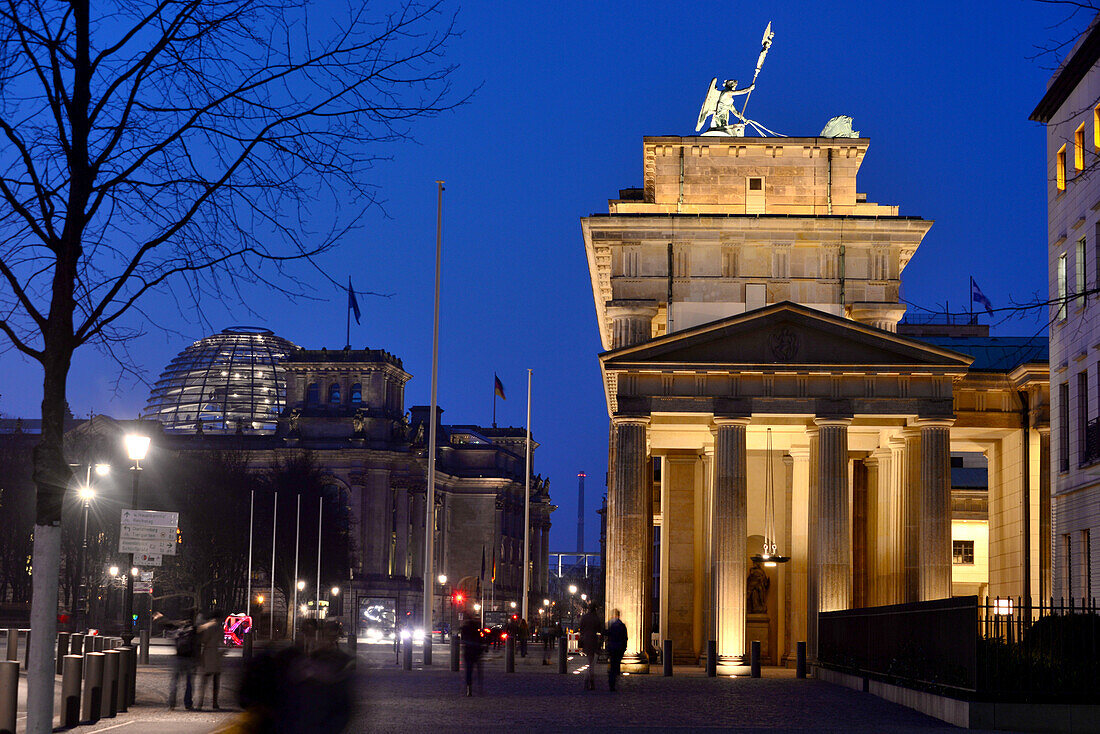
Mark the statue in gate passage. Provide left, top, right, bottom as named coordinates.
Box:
left=747, top=560, right=771, bottom=613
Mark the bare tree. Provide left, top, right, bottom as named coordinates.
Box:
left=0, top=1, right=462, bottom=728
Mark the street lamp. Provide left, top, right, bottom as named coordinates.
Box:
left=568, top=584, right=578, bottom=595
left=297, top=580, right=306, bottom=591
left=75, top=462, right=110, bottom=632
left=122, top=432, right=149, bottom=645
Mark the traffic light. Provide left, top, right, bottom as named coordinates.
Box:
left=453, top=591, right=465, bottom=605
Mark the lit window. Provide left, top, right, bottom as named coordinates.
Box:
left=952, top=539, right=975, bottom=565
left=1076, top=123, right=1086, bottom=171
left=746, top=176, right=765, bottom=214
left=1057, top=145, right=1067, bottom=191
left=1095, top=105, right=1100, bottom=151
left=350, top=383, right=363, bottom=404
left=329, top=383, right=341, bottom=404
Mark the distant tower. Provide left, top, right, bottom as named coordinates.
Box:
left=577, top=471, right=586, bottom=553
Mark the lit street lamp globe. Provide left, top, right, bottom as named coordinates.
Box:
left=78, top=487, right=95, bottom=501
left=109, top=566, right=119, bottom=577
left=94, top=463, right=110, bottom=477
left=437, top=574, right=447, bottom=585
left=568, top=584, right=578, bottom=595
left=297, top=580, right=305, bottom=591
left=331, top=586, right=340, bottom=596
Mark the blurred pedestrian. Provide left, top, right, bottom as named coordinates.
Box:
left=195, top=610, right=224, bottom=711
left=519, top=618, right=529, bottom=657
left=459, top=616, right=485, bottom=697
left=155, top=610, right=198, bottom=710
left=605, top=608, right=628, bottom=692
left=578, top=604, right=603, bottom=691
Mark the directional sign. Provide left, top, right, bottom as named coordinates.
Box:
left=120, top=524, right=175, bottom=542
left=120, top=509, right=178, bottom=528
left=134, top=582, right=153, bottom=594
left=135, top=554, right=162, bottom=567
left=119, top=537, right=176, bottom=556
left=139, top=571, right=154, bottom=582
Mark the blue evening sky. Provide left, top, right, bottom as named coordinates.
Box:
left=0, top=1, right=1079, bottom=552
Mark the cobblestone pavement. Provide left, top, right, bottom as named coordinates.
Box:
left=13, top=643, right=1000, bottom=733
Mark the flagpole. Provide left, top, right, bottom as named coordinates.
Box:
left=270, top=491, right=277, bottom=640
left=522, top=369, right=533, bottom=622
left=292, top=493, right=301, bottom=642
left=247, top=489, right=254, bottom=618
left=346, top=290, right=351, bottom=349
left=969, top=276, right=973, bottom=321
left=424, top=180, right=444, bottom=665
left=316, top=495, right=322, bottom=617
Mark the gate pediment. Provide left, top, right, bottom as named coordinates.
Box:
left=601, top=302, right=972, bottom=370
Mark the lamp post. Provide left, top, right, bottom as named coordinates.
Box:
left=330, top=586, right=340, bottom=620
left=568, top=584, right=578, bottom=628
left=76, top=462, right=110, bottom=632
left=122, top=434, right=149, bottom=645
left=436, top=574, right=447, bottom=640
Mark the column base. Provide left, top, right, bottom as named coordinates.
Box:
left=717, top=656, right=749, bottom=676
left=622, top=652, right=650, bottom=673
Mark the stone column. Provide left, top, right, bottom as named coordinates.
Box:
left=862, top=455, right=880, bottom=606
left=887, top=435, right=907, bottom=605
left=394, top=486, right=410, bottom=578
left=606, top=414, right=651, bottom=671
left=814, top=418, right=852, bottom=614
left=606, top=300, right=659, bottom=349
left=364, top=469, right=391, bottom=576
left=852, top=459, right=868, bottom=609
left=805, top=428, right=820, bottom=660
left=1039, top=428, right=1052, bottom=600
left=712, top=417, right=749, bottom=670
left=902, top=429, right=921, bottom=603
left=917, top=419, right=954, bottom=601
left=787, top=446, right=810, bottom=663
left=410, top=490, right=425, bottom=584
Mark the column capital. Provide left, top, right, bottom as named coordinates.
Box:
left=1036, top=425, right=1051, bottom=436
left=787, top=445, right=811, bottom=461
left=912, top=417, right=955, bottom=429
left=712, top=415, right=751, bottom=428
left=612, top=413, right=651, bottom=427
left=813, top=416, right=853, bottom=428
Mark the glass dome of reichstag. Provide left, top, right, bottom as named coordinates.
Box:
left=143, top=327, right=298, bottom=434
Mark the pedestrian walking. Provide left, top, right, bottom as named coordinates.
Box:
left=605, top=608, right=628, bottom=692
left=459, top=616, right=485, bottom=697
left=155, top=611, right=199, bottom=710
left=195, top=611, right=224, bottom=711
left=519, top=617, right=529, bottom=657
left=578, top=604, right=603, bottom=691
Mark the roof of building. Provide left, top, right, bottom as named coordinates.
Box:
left=912, top=336, right=1048, bottom=372
left=1030, top=15, right=1100, bottom=123
left=286, top=347, right=404, bottom=370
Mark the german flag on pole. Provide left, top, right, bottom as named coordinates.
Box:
left=494, top=374, right=506, bottom=400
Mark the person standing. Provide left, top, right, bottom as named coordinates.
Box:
left=578, top=604, right=603, bottom=691
left=605, top=609, right=628, bottom=692
left=459, top=616, right=485, bottom=697
left=195, top=611, right=224, bottom=710
left=155, top=611, right=199, bottom=710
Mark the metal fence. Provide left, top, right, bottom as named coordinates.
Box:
left=819, top=596, right=1100, bottom=702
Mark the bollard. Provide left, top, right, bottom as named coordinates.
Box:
left=126, top=645, right=137, bottom=707
left=243, top=630, right=253, bottom=662
left=102, top=649, right=120, bottom=718
left=423, top=635, right=432, bottom=667
left=57, top=632, right=70, bottom=675
left=450, top=635, right=460, bottom=672
left=0, top=660, right=17, bottom=734
left=750, top=640, right=761, bottom=678
left=139, top=629, right=150, bottom=665
left=663, top=639, right=673, bottom=677
left=81, top=651, right=104, bottom=724
left=505, top=636, right=515, bottom=673
left=117, top=647, right=132, bottom=713
left=83, top=635, right=95, bottom=656
left=22, top=630, right=30, bottom=670
left=4, top=629, right=15, bottom=662
left=93, top=635, right=105, bottom=652
left=557, top=638, right=567, bottom=673
left=70, top=633, right=84, bottom=658
left=796, top=641, right=807, bottom=679
left=61, top=655, right=83, bottom=728
left=402, top=638, right=412, bottom=670
left=706, top=639, right=717, bottom=677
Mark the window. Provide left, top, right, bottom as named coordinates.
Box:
left=1058, top=144, right=1067, bottom=191
left=746, top=176, right=765, bottom=213
left=1079, top=370, right=1090, bottom=465
left=1095, top=105, right=1100, bottom=151
left=952, top=539, right=975, bottom=565
left=1076, top=123, right=1086, bottom=171
left=1058, top=253, right=1068, bottom=321
left=350, top=383, right=362, bottom=404
left=328, top=383, right=341, bottom=404
left=1078, top=237, right=1087, bottom=305
left=1060, top=382, right=1070, bottom=472
left=1083, top=529, right=1093, bottom=601
left=306, top=382, right=320, bottom=405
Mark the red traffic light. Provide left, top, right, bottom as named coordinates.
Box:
left=453, top=592, right=465, bottom=605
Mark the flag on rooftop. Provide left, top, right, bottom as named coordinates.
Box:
left=970, top=276, right=993, bottom=316
left=494, top=374, right=506, bottom=400
left=347, top=276, right=361, bottom=325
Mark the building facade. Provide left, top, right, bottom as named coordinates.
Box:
left=1030, top=16, right=1100, bottom=605
left=140, top=337, right=553, bottom=632
left=583, top=133, right=1048, bottom=672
